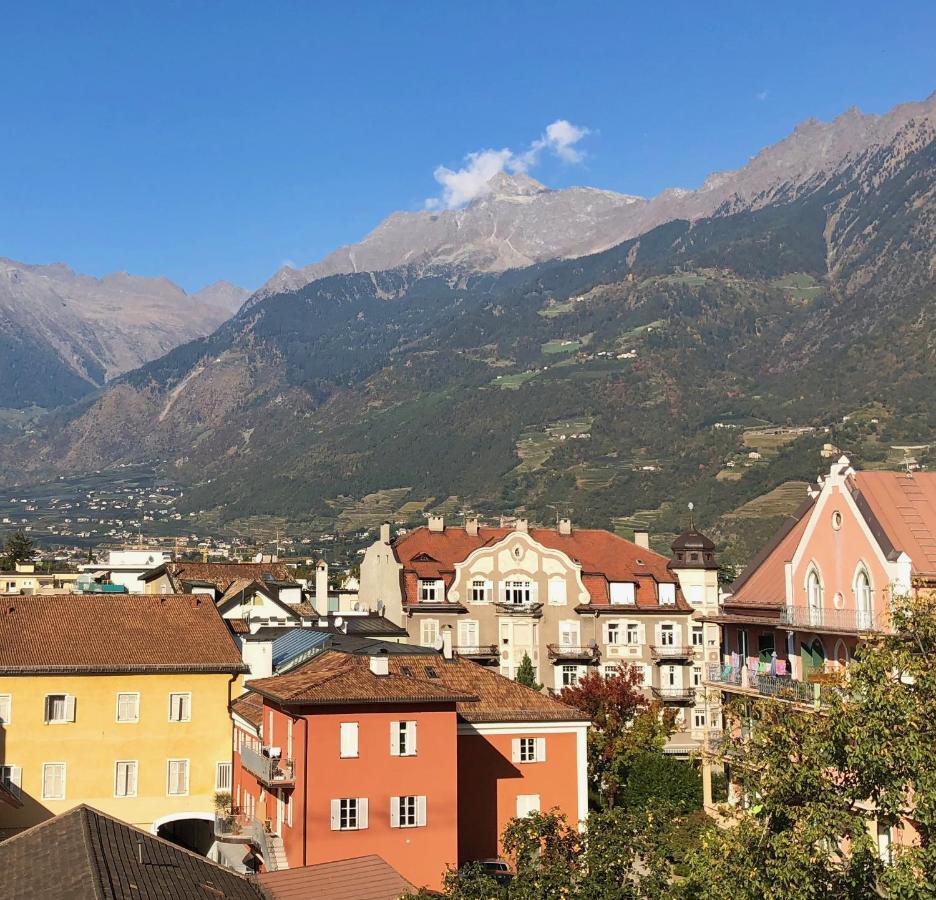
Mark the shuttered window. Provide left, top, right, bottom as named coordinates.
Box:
left=168, top=693, right=191, bottom=722
left=116, top=693, right=139, bottom=723
left=167, top=759, right=189, bottom=795
left=330, top=797, right=368, bottom=830
left=216, top=761, right=232, bottom=791
left=516, top=794, right=540, bottom=817
left=391, top=795, right=427, bottom=828
left=44, top=694, right=75, bottom=723
left=340, top=722, right=359, bottom=758
left=42, top=763, right=66, bottom=800
left=512, top=737, right=547, bottom=763
left=115, top=761, right=137, bottom=797
left=390, top=721, right=417, bottom=756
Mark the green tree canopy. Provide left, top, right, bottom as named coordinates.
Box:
left=1, top=529, right=34, bottom=569
left=515, top=652, right=542, bottom=692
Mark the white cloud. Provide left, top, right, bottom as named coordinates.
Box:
left=427, top=119, right=591, bottom=210
left=755, top=90, right=769, bottom=102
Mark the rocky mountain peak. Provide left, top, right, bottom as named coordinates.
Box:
left=483, top=171, right=549, bottom=198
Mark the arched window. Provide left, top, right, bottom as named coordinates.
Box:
left=806, top=567, right=823, bottom=626
left=855, top=567, right=873, bottom=630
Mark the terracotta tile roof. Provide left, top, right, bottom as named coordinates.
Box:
left=393, top=526, right=680, bottom=608
left=258, top=855, right=413, bottom=900
left=247, top=651, right=477, bottom=706
left=726, top=497, right=816, bottom=611
left=0, top=594, right=246, bottom=674
left=145, top=561, right=297, bottom=594
left=232, top=690, right=264, bottom=729
left=0, top=804, right=263, bottom=899
left=850, top=471, right=936, bottom=576
left=249, top=651, right=587, bottom=724
left=228, top=617, right=250, bottom=634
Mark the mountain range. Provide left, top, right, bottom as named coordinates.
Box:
left=1, top=93, right=934, bottom=560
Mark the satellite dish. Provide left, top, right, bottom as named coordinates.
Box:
left=334, top=616, right=344, bottom=629
left=432, top=635, right=445, bottom=652
left=352, top=601, right=361, bottom=611
left=377, top=600, right=385, bottom=616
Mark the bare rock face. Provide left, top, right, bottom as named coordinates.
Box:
left=0, top=260, right=247, bottom=406
left=254, top=92, right=936, bottom=302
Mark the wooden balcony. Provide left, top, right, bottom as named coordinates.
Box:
left=547, top=644, right=600, bottom=662
left=651, top=644, right=693, bottom=661
left=241, top=745, right=295, bottom=787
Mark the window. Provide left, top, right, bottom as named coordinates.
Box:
left=561, top=664, right=580, bottom=687
left=687, top=585, right=704, bottom=605
left=757, top=632, right=775, bottom=661
left=856, top=568, right=873, bottom=629
left=547, top=579, right=567, bottom=605
left=691, top=625, right=704, bottom=647
left=504, top=580, right=533, bottom=605
left=604, top=665, right=619, bottom=679
left=693, top=709, right=706, bottom=729
left=470, top=579, right=491, bottom=604
left=0, top=766, right=21, bottom=799
left=418, top=579, right=443, bottom=602
left=0, top=694, right=10, bottom=724
left=559, top=620, right=579, bottom=646
left=660, top=624, right=675, bottom=646
left=330, top=797, right=368, bottom=830
left=516, top=794, right=540, bottom=817
left=44, top=694, right=75, bottom=724
left=168, top=693, right=191, bottom=722
left=626, top=623, right=639, bottom=645
left=216, top=761, right=232, bottom=791
left=419, top=619, right=439, bottom=648
left=340, top=722, right=359, bottom=758
left=116, top=693, right=139, bottom=723
left=167, top=759, right=189, bottom=795
left=659, top=583, right=676, bottom=605
left=692, top=665, right=702, bottom=687
left=806, top=568, right=823, bottom=625
left=738, top=629, right=749, bottom=659
left=513, top=737, right=546, bottom=763
left=458, top=619, right=479, bottom=648
left=390, top=720, right=417, bottom=756
left=42, top=763, right=66, bottom=800
left=391, top=795, right=427, bottom=828
left=665, top=665, right=678, bottom=687
left=609, top=582, right=635, bottom=605
left=605, top=622, right=620, bottom=645
left=115, top=761, right=137, bottom=797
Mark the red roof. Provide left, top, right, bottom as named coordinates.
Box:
left=851, top=471, right=936, bottom=576
left=258, top=855, right=413, bottom=900
left=393, top=526, right=682, bottom=609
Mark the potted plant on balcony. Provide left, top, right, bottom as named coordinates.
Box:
left=214, top=791, right=233, bottom=832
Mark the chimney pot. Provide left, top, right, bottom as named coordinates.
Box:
left=465, top=517, right=479, bottom=537
left=634, top=530, right=650, bottom=550
left=514, top=518, right=528, bottom=534
left=558, top=518, right=572, bottom=536
left=369, top=649, right=390, bottom=676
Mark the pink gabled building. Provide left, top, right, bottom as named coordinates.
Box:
left=703, top=456, right=936, bottom=856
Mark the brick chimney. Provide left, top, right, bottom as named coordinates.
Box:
left=428, top=515, right=444, bottom=533
left=558, top=518, right=572, bottom=535
left=634, top=530, right=650, bottom=550
left=466, top=517, right=479, bottom=537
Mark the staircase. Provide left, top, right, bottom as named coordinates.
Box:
left=266, top=833, right=289, bottom=871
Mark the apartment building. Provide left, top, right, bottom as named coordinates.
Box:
left=359, top=516, right=721, bottom=752
left=1, top=562, right=79, bottom=595
left=0, top=593, right=246, bottom=857
left=226, top=646, right=589, bottom=890
left=702, top=457, right=936, bottom=856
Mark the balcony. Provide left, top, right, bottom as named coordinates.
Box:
left=494, top=601, right=543, bottom=617
left=454, top=644, right=500, bottom=662
left=651, top=644, right=693, bottom=661
left=651, top=687, right=696, bottom=703
left=241, top=745, right=295, bottom=787
left=780, top=605, right=882, bottom=633
left=547, top=644, right=600, bottom=662
left=214, top=814, right=281, bottom=871
left=705, top=663, right=827, bottom=705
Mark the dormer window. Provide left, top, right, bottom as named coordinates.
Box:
left=609, top=582, right=636, bottom=605
left=659, top=583, right=676, bottom=605
left=418, top=579, right=443, bottom=603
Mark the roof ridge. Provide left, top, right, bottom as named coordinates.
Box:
left=77, top=806, right=109, bottom=900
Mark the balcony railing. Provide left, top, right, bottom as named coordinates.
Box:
left=494, top=601, right=543, bottom=616
left=454, top=644, right=499, bottom=659
left=241, top=745, right=295, bottom=786
left=651, top=644, right=693, bottom=660
left=705, top=663, right=824, bottom=705
left=780, top=605, right=881, bottom=633
left=547, top=644, right=600, bottom=661
left=651, top=687, right=696, bottom=703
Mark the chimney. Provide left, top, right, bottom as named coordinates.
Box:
left=441, top=625, right=453, bottom=660
left=428, top=515, right=444, bottom=533
left=466, top=517, right=479, bottom=537
left=634, top=530, right=650, bottom=550
left=379, top=522, right=391, bottom=544
left=369, top=649, right=390, bottom=676
left=315, top=561, right=329, bottom=614
left=514, top=518, right=528, bottom=534
left=558, top=518, right=572, bottom=536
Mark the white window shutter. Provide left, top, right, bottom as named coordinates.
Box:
left=330, top=799, right=340, bottom=830
left=65, top=695, right=76, bottom=722
left=10, top=766, right=21, bottom=796
left=44, top=696, right=51, bottom=723
left=390, top=796, right=400, bottom=828
left=511, top=738, right=521, bottom=763
left=390, top=722, right=400, bottom=756
left=410, top=721, right=417, bottom=755
left=416, top=795, right=427, bottom=827
left=536, top=738, right=546, bottom=762
left=358, top=797, right=368, bottom=829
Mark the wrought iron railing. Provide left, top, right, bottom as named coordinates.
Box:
left=453, top=644, right=499, bottom=658
left=651, top=687, right=696, bottom=703
left=494, top=601, right=543, bottom=615
left=780, top=605, right=881, bottom=632
left=651, top=644, right=693, bottom=660
left=547, top=644, right=600, bottom=660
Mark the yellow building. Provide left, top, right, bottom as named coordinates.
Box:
left=0, top=562, right=79, bottom=595
left=0, top=593, right=246, bottom=857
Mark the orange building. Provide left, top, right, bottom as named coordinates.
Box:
left=226, top=645, right=589, bottom=890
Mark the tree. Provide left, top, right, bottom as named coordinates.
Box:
left=1, top=530, right=34, bottom=569
left=682, top=589, right=936, bottom=899
left=560, top=663, right=675, bottom=808
left=621, top=752, right=702, bottom=814
left=515, top=653, right=542, bottom=692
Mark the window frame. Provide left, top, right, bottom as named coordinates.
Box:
left=114, top=760, right=138, bottom=798
left=115, top=692, right=140, bottom=724
left=658, top=583, right=677, bottom=605
left=339, top=797, right=359, bottom=830
left=216, top=761, right=233, bottom=792
left=42, top=762, right=66, bottom=800
left=168, top=692, right=192, bottom=723
left=609, top=582, right=636, bottom=605
left=44, top=693, right=73, bottom=724
left=339, top=721, right=359, bottom=759
left=0, top=693, right=11, bottom=725
left=166, top=758, right=190, bottom=796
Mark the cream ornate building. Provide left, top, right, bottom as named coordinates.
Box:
left=360, top=517, right=722, bottom=753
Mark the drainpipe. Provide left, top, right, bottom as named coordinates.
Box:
left=302, top=714, right=309, bottom=868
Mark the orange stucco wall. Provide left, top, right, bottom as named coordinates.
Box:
left=456, top=729, right=581, bottom=863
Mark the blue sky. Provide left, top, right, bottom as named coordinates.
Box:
left=1, top=1, right=934, bottom=292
